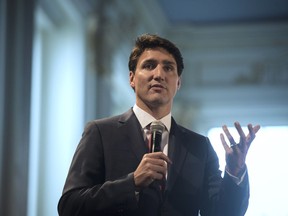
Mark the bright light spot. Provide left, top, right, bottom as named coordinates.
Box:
left=208, top=126, right=288, bottom=216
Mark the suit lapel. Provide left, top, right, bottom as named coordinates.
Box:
left=117, top=111, right=188, bottom=191
left=167, top=118, right=188, bottom=190
left=117, top=109, right=147, bottom=162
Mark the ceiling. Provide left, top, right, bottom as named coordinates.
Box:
left=156, top=0, right=288, bottom=25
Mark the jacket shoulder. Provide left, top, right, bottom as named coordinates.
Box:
left=175, top=123, right=209, bottom=143
left=84, top=109, right=134, bottom=129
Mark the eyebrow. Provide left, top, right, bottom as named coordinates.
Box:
left=162, top=60, right=176, bottom=66
left=142, top=59, right=176, bottom=66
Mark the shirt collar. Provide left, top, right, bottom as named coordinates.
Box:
left=133, top=104, right=171, bottom=132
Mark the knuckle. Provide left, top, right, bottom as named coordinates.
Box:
left=142, top=156, right=149, bottom=163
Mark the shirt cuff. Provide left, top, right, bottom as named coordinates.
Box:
left=225, top=166, right=247, bottom=186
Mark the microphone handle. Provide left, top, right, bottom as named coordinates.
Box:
left=152, top=130, right=162, bottom=152
left=151, top=130, right=166, bottom=195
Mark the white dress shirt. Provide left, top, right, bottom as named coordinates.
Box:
left=133, top=104, right=170, bottom=156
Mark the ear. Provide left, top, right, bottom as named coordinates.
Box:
left=177, top=77, right=181, bottom=90
left=129, top=71, right=135, bottom=89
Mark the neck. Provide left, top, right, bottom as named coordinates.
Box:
left=136, top=102, right=171, bottom=120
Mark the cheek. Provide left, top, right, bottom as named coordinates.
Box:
left=169, top=81, right=180, bottom=95
left=134, top=75, right=147, bottom=88
left=134, top=80, right=146, bottom=92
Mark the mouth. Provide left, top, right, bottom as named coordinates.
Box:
left=150, top=83, right=166, bottom=90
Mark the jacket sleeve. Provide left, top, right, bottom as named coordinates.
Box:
left=57, top=121, right=138, bottom=216
left=200, top=137, right=249, bottom=216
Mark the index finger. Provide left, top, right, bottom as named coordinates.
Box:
left=149, top=152, right=172, bottom=164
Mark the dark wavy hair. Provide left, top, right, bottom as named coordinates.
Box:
left=128, top=34, right=184, bottom=76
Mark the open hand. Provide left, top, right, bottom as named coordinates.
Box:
left=220, top=121, right=261, bottom=176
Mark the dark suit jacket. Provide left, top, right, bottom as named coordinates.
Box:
left=58, top=109, right=249, bottom=216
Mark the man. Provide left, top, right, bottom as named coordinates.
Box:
left=58, top=34, right=260, bottom=216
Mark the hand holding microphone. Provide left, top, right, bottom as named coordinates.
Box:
left=134, top=121, right=171, bottom=188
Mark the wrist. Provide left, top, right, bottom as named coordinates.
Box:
left=132, top=172, right=141, bottom=192
left=226, top=164, right=246, bottom=177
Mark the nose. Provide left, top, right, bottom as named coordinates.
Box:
left=153, top=65, right=164, bottom=81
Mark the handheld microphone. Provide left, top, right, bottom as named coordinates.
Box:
left=150, top=121, right=165, bottom=153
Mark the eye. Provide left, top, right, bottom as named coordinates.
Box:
left=142, top=62, right=156, bottom=70
left=164, top=65, right=174, bottom=72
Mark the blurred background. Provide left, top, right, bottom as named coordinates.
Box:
left=0, top=0, right=287, bottom=215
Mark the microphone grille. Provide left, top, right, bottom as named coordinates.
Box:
left=150, top=121, right=165, bottom=133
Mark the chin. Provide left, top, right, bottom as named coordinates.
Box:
left=149, top=98, right=169, bottom=107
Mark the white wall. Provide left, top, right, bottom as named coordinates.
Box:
left=209, top=126, right=288, bottom=216
left=29, top=5, right=85, bottom=216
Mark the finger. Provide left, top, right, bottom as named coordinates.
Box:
left=135, top=155, right=168, bottom=187
left=248, top=124, right=255, bottom=140
left=150, top=152, right=172, bottom=164
left=142, top=156, right=168, bottom=172
left=222, top=125, right=237, bottom=146
left=151, top=172, right=165, bottom=181
left=220, top=133, right=230, bottom=152
left=247, top=124, right=261, bottom=136
left=137, top=164, right=166, bottom=182
left=247, top=124, right=261, bottom=143
left=146, top=163, right=167, bottom=180
left=253, top=124, right=261, bottom=134
left=234, top=121, right=246, bottom=143
left=159, top=152, right=172, bottom=164
left=151, top=158, right=168, bottom=169
left=141, top=157, right=165, bottom=169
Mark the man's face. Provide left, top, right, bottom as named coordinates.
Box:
left=129, top=47, right=181, bottom=111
